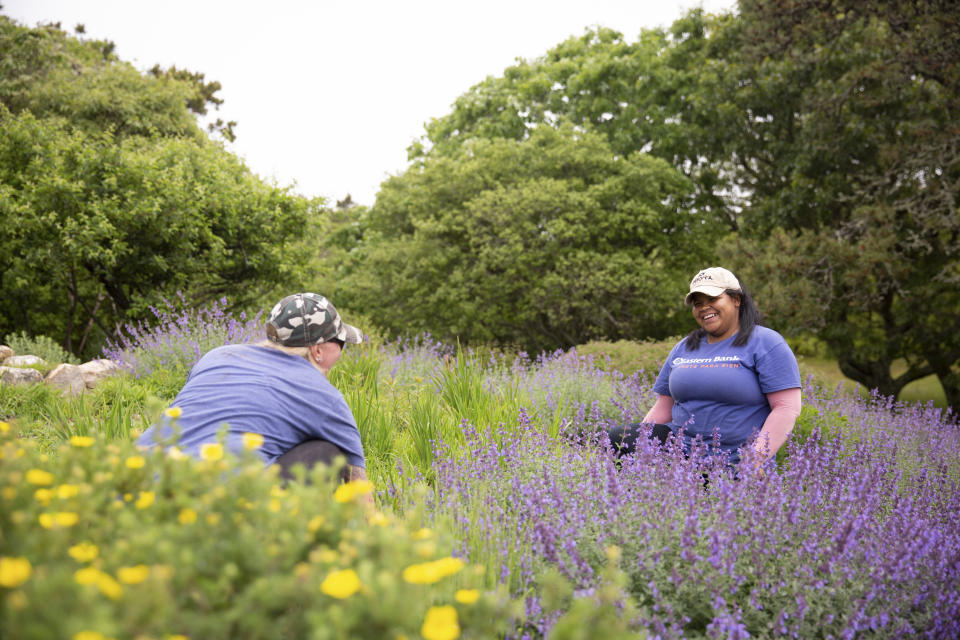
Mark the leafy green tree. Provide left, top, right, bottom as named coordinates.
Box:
left=337, top=124, right=706, bottom=351
left=0, top=16, right=311, bottom=358
left=710, top=0, right=960, bottom=408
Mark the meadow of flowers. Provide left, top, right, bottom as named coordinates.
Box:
left=2, top=301, right=959, bottom=639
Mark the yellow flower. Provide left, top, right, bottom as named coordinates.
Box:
left=401, top=557, right=466, bottom=585
left=199, top=443, right=223, bottom=461
left=96, top=573, right=123, bottom=600
left=320, top=568, right=361, bottom=599
left=68, top=542, right=99, bottom=563
left=116, top=564, right=150, bottom=584
left=1, top=487, right=16, bottom=500
left=74, top=567, right=101, bottom=585
left=368, top=512, right=389, bottom=527
left=125, top=455, right=145, bottom=469
left=454, top=589, right=480, bottom=604
left=167, top=446, right=187, bottom=460
left=74, top=631, right=111, bottom=640
left=57, top=484, right=80, bottom=499
left=178, top=508, right=198, bottom=525
left=26, top=468, right=55, bottom=486
left=39, top=511, right=80, bottom=529
left=0, top=556, right=32, bottom=588
left=134, top=491, right=155, bottom=509
left=165, top=635, right=189, bottom=640
left=34, top=488, right=54, bottom=505
left=307, top=515, right=325, bottom=532
left=412, top=527, right=432, bottom=540
left=421, top=605, right=460, bottom=640
left=69, top=436, right=95, bottom=447
left=333, top=479, right=374, bottom=503
left=242, top=432, right=264, bottom=450
left=205, top=513, right=220, bottom=526
left=164, top=406, right=182, bottom=419
left=0, top=421, right=10, bottom=433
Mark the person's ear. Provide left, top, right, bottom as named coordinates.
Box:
left=311, top=344, right=323, bottom=363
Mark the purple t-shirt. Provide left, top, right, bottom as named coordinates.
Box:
left=137, top=344, right=365, bottom=467
left=653, top=326, right=800, bottom=461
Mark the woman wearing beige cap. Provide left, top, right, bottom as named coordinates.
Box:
left=610, top=267, right=802, bottom=469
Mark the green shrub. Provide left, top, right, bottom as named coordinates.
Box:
left=3, top=332, right=80, bottom=366
left=0, top=425, right=520, bottom=639
left=574, top=338, right=679, bottom=379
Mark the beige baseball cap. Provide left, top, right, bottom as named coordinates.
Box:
left=684, top=267, right=741, bottom=305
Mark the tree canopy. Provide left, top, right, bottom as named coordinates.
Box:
left=0, top=16, right=309, bottom=357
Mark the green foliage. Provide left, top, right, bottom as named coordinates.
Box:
left=341, top=124, right=707, bottom=352
left=0, top=107, right=310, bottom=358
left=0, top=16, right=311, bottom=359
left=0, top=429, right=520, bottom=639
left=3, top=332, right=79, bottom=365
left=575, top=337, right=680, bottom=380
left=0, top=374, right=165, bottom=451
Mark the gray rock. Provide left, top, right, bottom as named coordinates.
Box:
left=0, top=345, right=13, bottom=360
left=45, top=363, right=86, bottom=395
left=3, top=354, right=45, bottom=367
left=78, top=359, right=123, bottom=389
left=1, top=366, right=44, bottom=385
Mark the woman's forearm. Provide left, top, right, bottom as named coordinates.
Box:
left=753, top=388, right=802, bottom=459
left=643, top=394, right=674, bottom=424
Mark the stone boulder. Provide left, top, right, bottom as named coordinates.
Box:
left=3, top=354, right=45, bottom=367
left=78, top=359, right=123, bottom=389
left=45, top=363, right=87, bottom=395
left=0, top=345, right=13, bottom=360
left=0, top=366, right=44, bottom=385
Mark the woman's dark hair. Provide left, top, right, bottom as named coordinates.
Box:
left=684, top=282, right=763, bottom=350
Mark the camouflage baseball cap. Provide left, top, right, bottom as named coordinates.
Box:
left=265, top=293, right=363, bottom=347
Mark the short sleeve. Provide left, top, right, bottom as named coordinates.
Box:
left=756, top=339, right=801, bottom=393
left=653, top=341, right=681, bottom=396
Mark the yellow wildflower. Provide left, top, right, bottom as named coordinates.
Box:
left=74, top=631, right=111, bottom=640
left=1, top=487, right=16, bottom=500
left=26, top=469, right=55, bottom=486
left=199, top=443, right=223, bottom=461
left=165, top=635, right=189, bottom=640
left=320, top=568, right=362, bottom=599
left=164, top=406, right=182, bottom=419
left=421, top=605, right=460, bottom=640
left=69, top=436, right=95, bottom=447
left=0, top=421, right=9, bottom=433
left=116, top=564, right=150, bottom=584
left=368, top=511, right=389, bottom=527
left=307, top=515, right=325, bottom=532
left=125, top=456, right=146, bottom=469
left=333, top=479, right=374, bottom=503
left=167, top=446, right=187, bottom=460
left=96, top=573, right=123, bottom=600
left=135, top=491, right=155, bottom=509
left=402, top=557, right=465, bottom=585
left=68, top=542, right=99, bottom=563
left=34, top=488, right=54, bottom=505
left=313, top=549, right=338, bottom=564
left=454, top=589, right=480, bottom=604
left=58, top=484, right=80, bottom=499
left=412, top=527, right=432, bottom=540
left=177, top=507, right=197, bottom=524
left=205, top=513, right=220, bottom=525
left=39, top=511, right=80, bottom=529
left=0, top=556, right=32, bottom=588
left=242, top=432, right=264, bottom=450
left=74, top=567, right=100, bottom=585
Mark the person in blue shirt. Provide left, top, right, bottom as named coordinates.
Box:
left=610, top=267, right=802, bottom=467
left=137, top=293, right=367, bottom=483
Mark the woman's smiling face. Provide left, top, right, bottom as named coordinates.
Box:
left=690, top=291, right=741, bottom=342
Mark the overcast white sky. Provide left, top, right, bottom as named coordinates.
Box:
left=4, top=0, right=736, bottom=206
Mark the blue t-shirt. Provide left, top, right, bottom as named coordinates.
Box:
left=137, top=344, right=365, bottom=467
left=653, top=326, right=800, bottom=462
